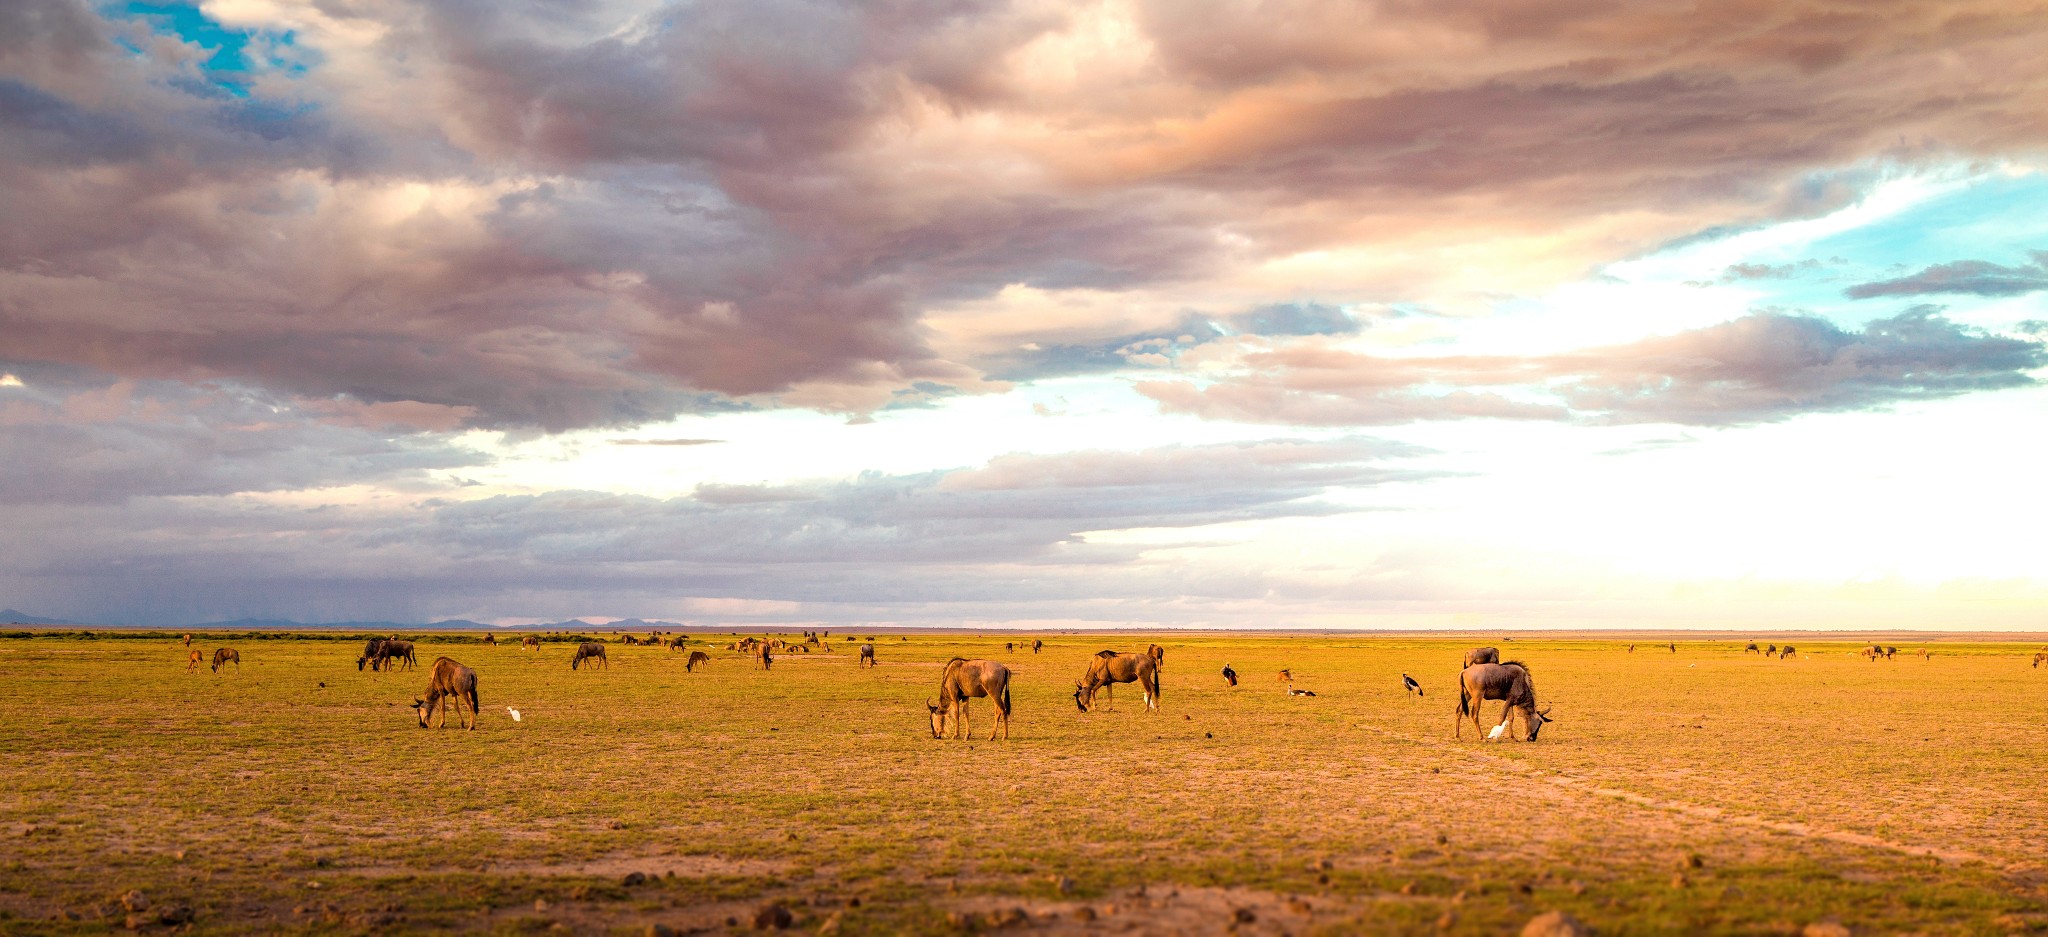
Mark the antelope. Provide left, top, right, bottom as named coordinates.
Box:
left=1074, top=650, right=1160, bottom=712
left=571, top=642, right=607, bottom=670
left=413, top=656, right=479, bottom=730
left=521, top=635, right=540, bottom=651
left=186, top=649, right=203, bottom=672
left=1455, top=661, right=1550, bottom=741
left=685, top=650, right=711, bottom=672
left=858, top=644, right=876, bottom=667
left=927, top=658, right=1011, bottom=741
left=1462, top=647, right=1500, bottom=668
left=211, top=648, right=240, bottom=673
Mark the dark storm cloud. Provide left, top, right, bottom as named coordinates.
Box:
left=0, top=436, right=1431, bottom=624
left=1845, top=252, right=2048, bottom=299
left=1141, top=309, right=2045, bottom=427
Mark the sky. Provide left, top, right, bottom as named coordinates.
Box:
left=1, top=0, right=2046, bottom=630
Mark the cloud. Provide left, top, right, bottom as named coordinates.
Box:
left=611, top=437, right=721, bottom=446
left=0, top=436, right=1433, bottom=624
left=984, top=303, right=1361, bottom=381
left=1140, top=309, right=2045, bottom=427
left=1845, top=251, right=2048, bottom=299
left=2, top=0, right=2047, bottom=430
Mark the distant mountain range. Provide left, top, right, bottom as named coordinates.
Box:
left=0, top=609, right=690, bottom=631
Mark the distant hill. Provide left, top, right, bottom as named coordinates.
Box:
left=603, top=618, right=688, bottom=631
left=0, top=608, right=86, bottom=625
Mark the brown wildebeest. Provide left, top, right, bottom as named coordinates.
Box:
left=483, top=634, right=496, bottom=646
left=1744, top=642, right=1760, bottom=655
left=1918, top=648, right=1930, bottom=660
left=182, top=633, right=192, bottom=647
left=858, top=644, right=876, bottom=667
left=1885, top=646, right=1899, bottom=659
left=1074, top=650, right=1160, bottom=712
left=1628, top=644, right=1635, bottom=653
left=2034, top=652, right=2048, bottom=669
left=667, top=636, right=689, bottom=651
left=1462, top=647, right=1500, bottom=668
left=1861, top=645, right=1881, bottom=662
left=755, top=642, right=774, bottom=670
left=211, top=648, right=240, bottom=673
left=358, top=637, right=387, bottom=671
left=413, top=656, right=479, bottom=730
left=1455, top=661, right=1550, bottom=741
left=685, top=650, right=711, bottom=672
left=1277, top=668, right=1292, bottom=682
left=521, top=635, right=540, bottom=651
left=1031, top=639, right=1043, bottom=654
left=376, top=640, right=418, bottom=672
left=1766, top=643, right=1778, bottom=656
left=1779, top=645, right=1797, bottom=659
left=186, top=649, right=203, bottom=672
left=571, top=642, right=607, bottom=670
left=928, top=658, right=1011, bottom=741
left=1147, top=644, right=1165, bottom=667
left=1005, top=642, right=1014, bottom=652
left=1668, top=642, right=1677, bottom=653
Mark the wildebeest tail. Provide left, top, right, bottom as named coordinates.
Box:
left=999, top=680, right=1011, bottom=718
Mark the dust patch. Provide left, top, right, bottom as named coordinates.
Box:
left=945, top=884, right=1394, bottom=935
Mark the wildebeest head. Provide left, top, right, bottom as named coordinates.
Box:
left=412, top=697, right=430, bottom=728
left=1525, top=707, right=1554, bottom=740
left=926, top=698, right=947, bottom=738
left=1072, top=682, right=1090, bottom=712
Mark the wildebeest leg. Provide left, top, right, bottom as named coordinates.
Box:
left=958, top=698, right=971, bottom=740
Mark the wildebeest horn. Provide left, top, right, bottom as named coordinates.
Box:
left=1539, top=707, right=1554, bottom=719
left=926, top=697, right=938, bottom=712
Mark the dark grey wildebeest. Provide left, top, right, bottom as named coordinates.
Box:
left=1455, top=661, right=1551, bottom=742
left=928, top=658, right=1011, bottom=741
left=571, top=642, right=607, bottom=670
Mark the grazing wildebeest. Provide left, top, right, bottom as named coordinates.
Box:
left=186, top=649, right=203, bottom=672
left=1221, top=663, right=1238, bottom=687
left=858, top=644, right=876, bottom=667
left=685, top=650, right=711, bottom=672
left=1779, top=645, right=1797, bottom=659
left=1861, top=645, right=1882, bottom=662
left=376, top=640, right=417, bottom=672
left=1462, top=647, right=1499, bottom=668
left=521, top=635, right=540, bottom=651
left=755, top=642, right=773, bottom=670
left=1744, top=642, right=1760, bottom=655
left=2035, top=652, right=2048, bottom=669
left=211, top=648, right=240, bottom=674
left=484, top=634, right=496, bottom=646
left=571, top=642, right=607, bottom=670
left=358, top=637, right=386, bottom=671
left=1402, top=673, right=1423, bottom=696
left=1032, top=639, right=1043, bottom=653
left=1455, top=661, right=1550, bottom=741
left=413, top=656, right=479, bottom=730
left=1766, top=643, right=1778, bottom=656
left=1074, top=650, right=1160, bottom=712
left=1885, top=646, right=1899, bottom=659
left=667, top=636, right=689, bottom=651
left=928, top=658, right=1011, bottom=741
left=1918, top=648, right=1930, bottom=660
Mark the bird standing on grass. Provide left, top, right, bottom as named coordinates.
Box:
left=507, top=707, right=522, bottom=722
left=1402, top=673, right=1423, bottom=696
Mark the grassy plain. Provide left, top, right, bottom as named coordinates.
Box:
left=2, top=631, right=2046, bottom=935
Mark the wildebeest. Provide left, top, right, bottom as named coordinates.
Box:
left=1005, top=642, right=1014, bottom=652
left=358, top=637, right=386, bottom=671
left=858, top=644, right=876, bottom=667
left=928, top=658, right=1011, bottom=741
left=379, top=640, right=418, bottom=672
left=1885, top=646, right=1899, bottom=659
left=1402, top=673, right=1423, bottom=696
left=211, top=648, right=240, bottom=673
left=1918, top=648, right=1930, bottom=660
left=755, top=642, right=774, bottom=670
left=1147, top=644, right=1165, bottom=667
left=1779, top=645, right=1797, bottom=659
left=186, top=649, right=203, bottom=672
left=1462, top=647, right=1499, bottom=668
left=1221, top=663, right=1237, bottom=687
left=483, top=634, right=496, bottom=646
left=182, top=633, right=192, bottom=647
left=521, top=635, right=540, bottom=651
left=667, top=636, right=689, bottom=651
left=1744, top=642, right=1760, bottom=655
left=413, top=656, right=479, bottom=730
left=1766, top=643, right=1778, bottom=656
left=571, top=642, right=607, bottom=670
left=1628, top=644, right=1635, bottom=653
left=1277, top=668, right=1292, bottom=682
left=1031, top=639, right=1043, bottom=653
left=1668, top=643, right=1677, bottom=653
left=1074, top=650, right=1160, bottom=712
left=685, top=650, right=711, bottom=672
left=2035, top=652, right=2048, bottom=669
left=1861, top=645, right=1882, bottom=662
left=1455, top=661, right=1550, bottom=741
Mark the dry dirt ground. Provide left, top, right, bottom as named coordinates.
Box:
left=2, top=631, right=2046, bottom=935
